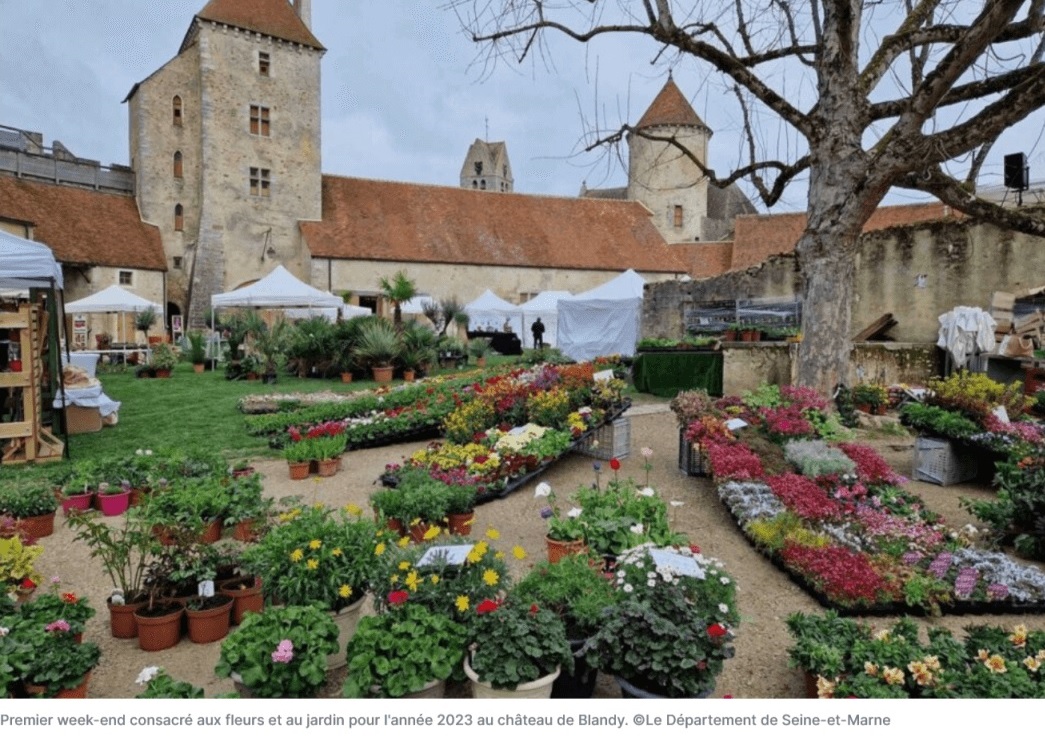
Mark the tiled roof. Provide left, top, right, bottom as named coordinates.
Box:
left=194, top=0, right=323, bottom=50
left=680, top=242, right=735, bottom=279
left=729, top=202, right=959, bottom=271
left=0, top=176, right=166, bottom=271
left=635, top=77, right=709, bottom=131
left=302, top=176, right=686, bottom=274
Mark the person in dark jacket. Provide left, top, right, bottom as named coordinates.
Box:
left=531, top=318, right=546, bottom=349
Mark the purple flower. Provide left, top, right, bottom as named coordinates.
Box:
left=986, top=583, right=1009, bottom=600
left=539, top=506, right=553, bottom=520
left=954, top=567, right=979, bottom=598
left=902, top=552, right=921, bottom=566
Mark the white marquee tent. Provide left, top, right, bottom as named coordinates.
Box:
left=0, top=231, right=64, bottom=290
left=211, top=265, right=343, bottom=311
left=464, top=289, right=518, bottom=332
left=557, top=270, right=646, bottom=361
left=518, top=290, right=572, bottom=348
left=65, top=284, right=164, bottom=346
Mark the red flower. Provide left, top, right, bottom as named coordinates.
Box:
left=722, top=695, right=734, bottom=699
left=609, top=458, right=621, bottom=471
left=388, top=590, right=409, bottom=605
left=476, top=598, right=500, bottom=615
left=529, top=603, right=539, bottom=615
left=21, top=578, right=36, bottom=590
left=61, top=592, right=78, bottom=604
left=706, top=623, right=728, bottom=639
left=689, top=544, right=702, bottom=554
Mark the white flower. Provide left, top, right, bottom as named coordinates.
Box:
left=639, top=487, right=655, bottom=497
left=719, top=603, right=729, bottom=614
left=0, top=626, right=9, bottom=637
left=534, top=482, right=552, bottom=498
left=629, top=523, right=645, bottom=535
left=641, top=447, right=653, bottom=458
left=720, top=577, right=731, bottom=585
left=135, top=449, right=144, bottom=456
left=670, top=500, right=684, bottom=508
left=136, top=666, right=160, bottom=685
left=144, top=449, right=153, bottom=456
left=647, top=579, right=657, bottom=587
left=566, top=507, right=582, bottom=518
left=622, top=583, right=634, bottom=593
left=647, top=571, right=657, bottom=579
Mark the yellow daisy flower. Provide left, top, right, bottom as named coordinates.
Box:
left=309, top=539, right=322, bottom=550
left=344, top=503, right=363, bottom=517
left=486, top=528, right=500, bottom=540
left=398, top=536, right=411, bottom=548
left=466, top=549, right=483, bottom=565
left=430, top=574, right=440, bottom=584
left=455, top=595, right=470, bottom=613
left=405, top=571, right=420, bottom=591
left=306, top=558, right=319, bottom=570
left=390, top=574, right=399, bottom=584
left=375, top=542, right=386, bottom=556
left=482, top=569, right=499, bottom=586
left=338, top=584, right=353, bottom=599
left=331, top=547, right=343, bottom=557
left=289, top=549, right=304, bottom=563
left=474, top=540, right=489, bottom=555
left=512, top=545, right=527, bottom=560
left=398, top=561, right=411, bottom=571
left=423, top=525, right=441, bottom=541
left=494, top=551, right=505, bottom=560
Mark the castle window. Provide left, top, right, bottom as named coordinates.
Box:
left=250, top=167, right=271, bottom=197
left=474, top=161, right=483, bottom=175
left=173, top=151, right=183, bottom=179
left=673, top=205, right=684, bottom=228
left=173, top=256, right=183, bottom=270
left=258, top=52, right=270, bottom=77
left=472, top=180, right=478, bottom=189
left=119, top=271, right=133, bottom=286
left=174, top=204, right=184, bottom=231
left=480, top=179, right=486, bottom=190
left=250, top=105, right=271, bottom=137
left=172, top=96, right=183, bottom=126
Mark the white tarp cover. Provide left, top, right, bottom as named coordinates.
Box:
left=557, top=271, right=646, bottom=360
left=518, top=290, right=572, bottom=348
left=0, top=231, right=64, bottom=289
left=937, top=306, right=997, bottom=367
left=284, top=302, right=373, bottom=323
left=65, top=284, right=162, bottom=314
left=211, top=265, right=342, bottom=309
left=465, top=289, right=517, bottom=331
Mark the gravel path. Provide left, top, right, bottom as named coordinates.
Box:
left=33, top=402, right=1045, bottom=698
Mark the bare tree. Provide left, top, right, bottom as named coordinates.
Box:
left=452, top=0, right=1045, bottom=392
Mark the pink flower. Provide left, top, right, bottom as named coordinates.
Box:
left=271, top=639, right=294, bottom=664
left=45, top=619, right=71, bottom=632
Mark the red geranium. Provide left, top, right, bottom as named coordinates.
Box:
left=21, top=578, right=36, bottom=590
left=61, top=592, right=78, bottom=604
left=476, top=598, right=500, bottom=615
left=388, top=590, right=409, bottom=605
left=706, top=623, right=728, bottom=639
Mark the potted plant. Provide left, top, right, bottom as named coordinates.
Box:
left=353, top=319, right=402, bottom=383
left=0, top=481, right=58, bottom=539
left=215, top=605, right=340, bottom=698
left=512, top=554, right=619, bottom=698
left=135, top=666, right=205, bottom=698
left=468, top=337, right=492, bottom=368
left=94, top=480, right=131, bottom=518
left=463, top=599, right=574, bottom=698
left=785, top=611, right=873, bottom=697
left=239, top=505, right=379, bottom=670
left=187, top=331, right=208, bottom=373
left=445, top=483, right=478, bottom=536
left=134, top=307, right=156, bottom=345
left=343, top=601, right=469, bottom=698
left=222, top=472, right=271, bottom=542
left=65, top=509, right=154, bottom=638
left=95, top=331, right=112, bottom=350
left=583, top=543, right=738, bottom=698
left=252, top=317, right=290, bottom=384
left=18, top=626, right=101, bottom=698
left=311, top=431, right=348, bottom=478
left=58, top=470, right=96, bottom=513
left=133, top=546, right=187, bottom=652
left=150, top=342, right=179, bottom=378
left=852, top=383, right=889, bottom=414
left=534, top=481, right=588, bottom=563
left=283, top=437, right=315, bottom=480
left=0, top=535, right=43, bottom=602
left=17, top=580, right=97, bottom=639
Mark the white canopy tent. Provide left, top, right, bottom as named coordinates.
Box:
left=464, top=289, right=518, bottom=332
left=284, top=302, right=373, bottom=323
left=210, top=265, right=343, bottom=311
left=557, top=270, right=646, bottom=361
left=0, top=231, right=64, bottom=290
left=64, top=284, right=164, bottom=347
left=518, top=290, right=571, bottom=348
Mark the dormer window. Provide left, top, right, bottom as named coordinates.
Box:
left=474, top=162, right=483, bottom=175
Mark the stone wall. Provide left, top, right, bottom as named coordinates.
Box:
left=627, top=124, right=709, bottom=244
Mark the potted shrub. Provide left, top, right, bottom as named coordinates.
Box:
left=64, top=509, right=153, bottom=638
left=150, top=342, right=179, bottom=378
left=573, top=479, right=687, bottom=563
left=133, top=548, right=187, bottom=652
left=0, top=535, right=43, bottom=602
left=445, top=483, right=478, bottom=536
left=17, top=580, right=97, bottom=639
left=187, top=331, right=208, bottom=373
left=343, top=601, right=469, bottom=698
left=353, top=319, right=402, bottom=383
left=852, top=383, right=889, bottom=414
left=135, top=667, right=205, bottom=698
left=253, top=317, right=289, bottom=384
left=0, top=481, right=59, bottom=539
left=215, top=605, right=340, bottom=698
left=222, top=472, right=271, bottom=542
left=18, top=627, right=101, bottom=698
left=468, top=337, right=492, bottom=368
left=463, top=599, right=574, bottom=698
left=134, top=307, right=156, bottom=345
left=283, top=436, right=315, bottom=480
left=534, top=481, right=588, bottom=563
left=512, top=554, right=619, bottom=698
left=583, top=543, right=738, bottom=698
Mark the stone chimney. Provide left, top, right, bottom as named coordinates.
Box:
left=293, top=0, right=312, bottom=29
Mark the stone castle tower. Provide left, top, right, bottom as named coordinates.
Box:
left=125, top=0, right=324, bottom=327
left=627, top=75, right=713, bottom=244
left=460, top=139, right=514, bottom=193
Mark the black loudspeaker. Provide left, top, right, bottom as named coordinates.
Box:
left=1004, top=152, right=1029, bottom=190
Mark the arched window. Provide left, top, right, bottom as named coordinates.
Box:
left=174, top=204, right=184, bottom=232
left=172, top=96, right=183, bottom=126
left=480, top=179, right=486, bottom=190
left=173, top=151, right=183, bottom=179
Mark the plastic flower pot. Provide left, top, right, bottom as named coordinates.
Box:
left=17, top=511, right=56, bottom=539
left=545, top=536, right=587, bottom=564
left=185, top=596, right=233, bottom=644
left=463, top=654, right=560, bottom=699
left=219, top=576, right=264, bottom=625
left=134, top=602, right=185, bottom=652
left=61, top=492, right=94, bottom=514
left=97, top=490, right=130, bottom=517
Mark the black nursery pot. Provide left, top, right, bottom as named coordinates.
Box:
left=551, top=638, right=598, bottom=699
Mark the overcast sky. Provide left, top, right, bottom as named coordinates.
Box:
left=1, top=1, right=1042, bottom=211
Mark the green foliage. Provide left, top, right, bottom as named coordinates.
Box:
left=16, top=588, right=96, bottom=635
left=186, top=331, right=207, bottom=364
left=150, top=342, right=180, bottom=371
left=783, top=439, right=856, bottom=477
left=511, top=555, right=619, bottom=639
left=467, top=600, right=573, bottom=690
left=468, top=337, right=492, bottom=359
left=742, top=383, right=783, bottom=410
left=215, top=605, right=340, bottom=698
left=64, top=509, right=153, bottom=597
left=18, top=630, right=101, bottom=694
left=135, top=668, right=205, bottom=698
left=353, top=317, right=402, bottom=368
left=0, top=480, right=58, bottom=517
left=134, top=307, right=156, bottom=332
left=573, top=480, right=685, bottom=557
left=0, top=536, right=43, bottom=593
left=785, top=611, right=872, bottom=677
left=285, top=317, right=337, bottom=377
left=378, top=270, right=417, bottom=326
left=343, top=603, right=468, bottom=697
left=899, top=402, right=982, bottom=439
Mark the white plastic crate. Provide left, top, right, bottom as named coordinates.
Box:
left=578, top=418, right=631, bottom=460
left=912, top=436, right=978, bottom=486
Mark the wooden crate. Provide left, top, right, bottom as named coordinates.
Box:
left=64, top=405, right=103, bottom=434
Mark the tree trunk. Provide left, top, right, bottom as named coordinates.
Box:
left=795, top=237, right=856, bottom=394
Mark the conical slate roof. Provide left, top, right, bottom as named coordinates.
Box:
left=635, top=76, right=709, bottom=131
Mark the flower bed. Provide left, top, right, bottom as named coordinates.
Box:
left=682, top=384, right=1045, bottom=615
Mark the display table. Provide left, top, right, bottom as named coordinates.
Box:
left=632, top=351, right=723, bottom=398
left=466, top=331, right=522, bottom=356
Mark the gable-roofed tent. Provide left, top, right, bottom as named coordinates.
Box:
left=557, top=270, right=646, bottom=361
left=464, top=289, right=518, bottom=333
left=518, top=290, right=572, bottom=348
left=0, top=231, right=65, bottom=290
left=64, top=284, right=165, bottom=347
left=210, top=265, right=343, bottom=311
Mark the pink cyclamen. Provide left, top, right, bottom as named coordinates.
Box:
left=271, top=639, right=294, bottom=663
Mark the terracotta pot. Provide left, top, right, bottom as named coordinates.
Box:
left=127, top=488, right=143, bottom=507
left=193, top=363, right=205, bottom=373
left=386, top=517, right=406, bottom=536
left=288, top=460, right=310, bottom=480
left=97, top=490, right=130, bottom=517
left=723, top=329, right=738, bottom=342
left=152, top=524, right=177, bottom=546
left=108, top=596, right=147, bottom=639
left=464, top=655, right=559, bottom=699
left=408, top=521, right=431, bottom=543
left=185, top=596, right=233, bottom=643
left=17, top=511, right=56, bottom=539
left=198, top=518, right=223, bottom=544
left=219, top=576, right=264, bottom=625
left=317, top=458, right=339, bottom=477
left=25, top=671, right=92, bottom=699
left=134, top=603, right=185, bottom=651
left=476, top=357, right=487, bottom=368
left=61, top=492, right=94, bottom=515
left=155, top=368, right=172, bottom=378
left=231, top=467, right=256, bottom=479
left=447, top=511, right=475, bottom=536
left=403, top=369, right=416, bottom=382
left=545, top=536, right=588, bottom=564
left=340, top=372, right=353, bottom=384
left=232, top=519, right=259, bottom=542
left=371, top=365, right=394, bottom=384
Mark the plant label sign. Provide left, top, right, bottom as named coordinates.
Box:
left=650, top=548, right=705, bottom=579
left=593, top=369, right=616, bottom=382
left=416, top=544, right=473, bottom=568
left=198, top=580, right=215, bottom=598
left=725, top=418, right=748, bottom=431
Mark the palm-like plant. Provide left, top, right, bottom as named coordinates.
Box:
left=353, top=318, right=402, bottom=370
left=378, top=271, right=417, bottom=327
left=421, top=296, right=469, bottom=337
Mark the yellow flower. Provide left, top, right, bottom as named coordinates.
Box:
left=1010, top=624, right=1028, bottom=648
left=486, top=528, right=500, bottom=540
left=345, top=503, right=363, bottom=517
left=881, top=667, right=904, bottom=686
left=874, top=629, right=891, bottom=642
left=405, top=571, right=420, bottom=591
left=430, top=574, right=440, bottom=584
left=338, top=584, right=353, bottom=599
left=289, top=549, right=304, bottom=563
left=976, top=649, right=990, bottom=662
left=864, top=662, right=878, bottom=677
left=815, top=676, right=834, bottom=699
left=512, top=545, right=527, bottom=560
left=398, top=536, right=411, bottom=548
left=409, top=518, right=421, bottom=526
left=494, top=551, right=505, bottom=560
left=331, top=547, right=342, bottom=557
left=474, top=540, right=489, bottom=555
left=482, top=569, right=499, bottom=586
left=985, top=655, right=1007, bottom=674
left=390, top=574, right=399, bottom=584
left=398, top=561, right=411, bottom=571
left=455, top=595, right=470, bottom=613
left=306, top=558, right=319, bottom=570
left=466, top=548, right=483, bottom=565
left=309, top=539, right=322, bottom=550
left=423, top=525, right=441, bottom=541
left=375, top=542, right=386, bottom=556
left=1023, top=657, right=1041, bottom=672
left=923, top=655, right=941, bottom=672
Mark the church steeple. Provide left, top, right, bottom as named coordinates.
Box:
left=635, top=74, right=710, bottom=133
left=460, top=139, right=514, bottom=193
